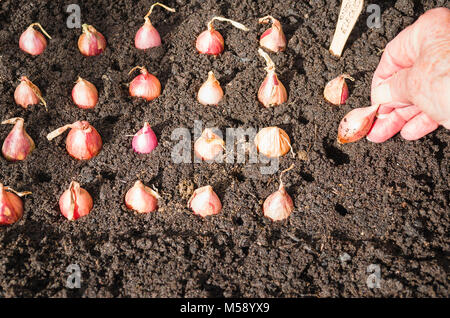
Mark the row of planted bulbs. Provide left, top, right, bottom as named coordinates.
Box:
left=1, top=3, right=368, bottom=226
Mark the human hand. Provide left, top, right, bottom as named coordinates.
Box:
left=368, top=7, right=450, bottom=143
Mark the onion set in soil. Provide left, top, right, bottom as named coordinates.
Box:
left=257, top=48, right=287, bottom=107
left=47, top=121, right=102, bottom=160
left=19, top=22, right=51, bottom=56
left=188, top=185, right=222, bottom=217
left=197, top=71, right=223, bottom=106
left=129, top=66, right=161, bottom=101
left=125, top=181, right=160, bottom=213
left=2, top=117, right=35, bottom=162
left=0, top=184, right=31, bottom=225
left=14, top=76, right=47, bottom=110
left=263, top=164, right=295, bottom=221
left=131, top=122, right=158, bottom=154
left=259, top=16, right=286, bottom=53
left=78, top=24, right=106, bottom=56
left=135, top=2, right=176, bottom=50
left=196, top=16, right=249, bottom=55
left=59, top=181, right=93, bottom=221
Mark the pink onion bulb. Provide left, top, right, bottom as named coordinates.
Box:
left=197, top=71, right=223, bottom=106
left=78, top=24, right=106, bottom=56
left=14, top=76, right=47, bottom=110
left=337, top=104, right=379, bottom=144
left=135, top=3, right=175, bottom=49
left=125, top=180, right=160, bottom=213
left=257, top=48, right=287, bottom=107
left=59, top=181, right=93, bottom=220
left=129, top=66, right=161, bottom=101
left=194, top=128, right=225, bottom=161
left=254, top=127, right=292, bottom=158
left=19, top=23, right=51, bottom=56
left=1, top=117, right=35, bottom=161
left=0, top=183, right=31, bottom=225
left=196, top=17, right=248, bottom=55
left=132, top=122, right=158, bottom=154
left=72, top=77, right=98, bottom=109
left=259, top=16, right=286, bottom=53
left=324, top=74, right=354, bottom=105
left=188, top=185, right=222, bottom=217
left=263, top=165, right=295, bottom=221
left=47, top=121, right=102, bottom=160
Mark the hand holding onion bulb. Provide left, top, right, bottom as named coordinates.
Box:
left=2, top=117, right=35, bottom=161
left=14, top=76, right=47, bottom=110
left=188, top=185, right=222, bottom=217
left=47, top=121, right=102, bottom=160
left=78, top=24, right=106, bottom=56
left=59, top=181, right=93, bottom=221
left=135, top=2, right=176, bottom=50
left=19, top=22, right=51, bottom=56
left=197, top=71, right=223, bottom=106
left=125, top=181, right=161, bottom=213
left=0, top=183, right=31, bottom=225
left=196, top=16, right=249, bottom=56
left=257, top=48, right=287, bottom=107
left=259, top=16, right=286, bottom=53
left=263, top=164, right=295, bottom=221
left=129, top=66, right=161, bottom=101
left=337, top=104, right=380, bottom=144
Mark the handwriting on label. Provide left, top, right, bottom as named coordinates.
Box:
left=339, top=0, right=360, bottom=34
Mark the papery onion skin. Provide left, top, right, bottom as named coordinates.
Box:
left=129, top=68, right=161, bottom=101
left=0, top=184, right=24, bottom=225
left=135, top=3, right=175, bottom=49
left=14, top=77, right=41, bottom=109
left=66, top=122, right=102, bottom=160
left=188, top=185, right=222, bottom=217
left=254, top=127, right=291, bottom=158
left=196, top=29, right=224, bottom=55
left=78, top=24, right=106, bottom=57
left=258, top=72, right=287, bottom=107
left=125, top=180, right=158, bottom=213
left=337, top=105, right=379, bottom=144
left=132, top=122, right=158, bottom=154
left=324, top=74, right=353, bottom=106
left=194, top=129, right=224, bottom=161
left=197, top=71, right=223, bottom=106
left=259, top=17, right=286, bottom=53
left=2, top=118, right=35, bottom=161
left=59, top=181, right=93, bottom=221
left=263, top=186, right=293, bottom=221
left=135, top=21, right=161, bottom=49
left=72, top=77, right=98, bottom=109
left=19, top=26, right=47, bottom=55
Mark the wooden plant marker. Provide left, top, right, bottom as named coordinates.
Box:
left=329, top=0, right=364, bottom=58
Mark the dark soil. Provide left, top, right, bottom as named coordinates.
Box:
left=0, top=0, right=449, bottom=297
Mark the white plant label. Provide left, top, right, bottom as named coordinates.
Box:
left=329, top=0, right=364, bottom=57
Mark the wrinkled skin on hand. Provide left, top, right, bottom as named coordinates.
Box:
left=369, top=7, right=450, bottom=143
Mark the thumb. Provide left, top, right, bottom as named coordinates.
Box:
left=371, top=67, right=413, bottom=106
